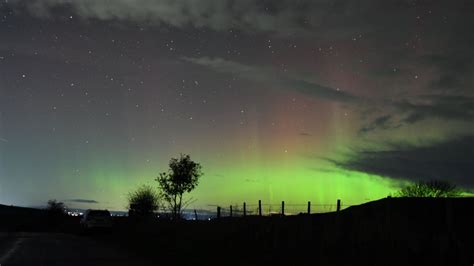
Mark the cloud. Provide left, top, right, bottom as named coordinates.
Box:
left=183, top=56, right=357, bottom=103
left=422, top=54, right=473, bottom=92
left=332, top=136, right=474, bottom=188
left=3, top=0, right=416, bottom=37
left=0, top=137, right=8, bottom=143
left=359, top=115, right=399, bottom=134
left=4, top=0, right=322, bottom=33
left=397, top=95, right=474, bottom=124
left=67, top=199, right=99, bottom=204
left=358, top=94, right=474, bottom=134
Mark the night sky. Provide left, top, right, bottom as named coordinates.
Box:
left=0, top=0, right=473, bottom=211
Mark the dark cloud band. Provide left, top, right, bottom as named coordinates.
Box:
left=184, top=56, right=357, bottom=103
left=67, top=199, right=99, bottom=204
left=333, top=136, right=474, bottom=189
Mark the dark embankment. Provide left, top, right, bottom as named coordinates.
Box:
left=107, top=197, right=474, bottom=266
left=1, top=198, right=473, bottom=265
left=0, top=204, right=79, bottom=232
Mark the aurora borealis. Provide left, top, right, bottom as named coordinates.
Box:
left=0, top=1, right=473, bottom=211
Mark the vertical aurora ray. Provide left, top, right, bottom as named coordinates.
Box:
left=52, top=93, right=399, bottom=211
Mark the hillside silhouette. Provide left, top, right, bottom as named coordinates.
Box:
left=1, top=197, right=473, bottom=265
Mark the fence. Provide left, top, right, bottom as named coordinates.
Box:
left=185, top=199, right=353, bottom=220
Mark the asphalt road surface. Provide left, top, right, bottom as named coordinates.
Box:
left=0, top=232, right=155, bottom=266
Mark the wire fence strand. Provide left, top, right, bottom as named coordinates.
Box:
left=180, top=200, right=354, bottom=220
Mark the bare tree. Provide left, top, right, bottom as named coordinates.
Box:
left=398, top=180, right=461, bottom=197
left=156, top=154, right=202, bottom=219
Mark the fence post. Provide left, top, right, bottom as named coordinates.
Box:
left=281, top=201, right=285, bottom=216
left=337, top=199, right=341, bottom=212
left=194, top=209, right=198, bottom=220
left=307, top=201, right=311, bottom=214
left=243, top=202, right=246, bottom=217
left=230, top=205, right=233, bottom=217
left=258, top=200, right=262, bottom=216
left=217, top=206, right=221, bottom=219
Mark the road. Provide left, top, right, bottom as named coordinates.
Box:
left=0, top=232, right=155, bottom=266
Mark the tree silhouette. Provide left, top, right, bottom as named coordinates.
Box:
left=156, top=154, right=202, bottom=219
left=398, top=180, right=461, bottom=197
left=128, top=185, right=161, bottom=217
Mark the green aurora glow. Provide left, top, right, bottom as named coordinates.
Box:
left=0, top=1, right=473, bottom=211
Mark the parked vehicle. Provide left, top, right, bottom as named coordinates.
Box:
left=80, top=209, right=112, bottom=230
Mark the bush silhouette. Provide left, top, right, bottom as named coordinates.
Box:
left=46, top=199, right=66, bottom=216
left=397, top=180, right=461, bottom=197
left=156, top=154, right=202, bottom=219
left=128, top=185, right=161, bottom=217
